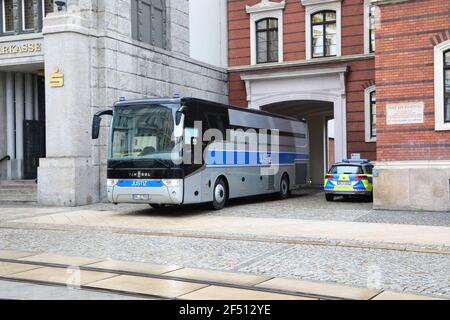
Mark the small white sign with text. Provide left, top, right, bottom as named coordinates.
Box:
left=386, top=102, right=424, bottom=125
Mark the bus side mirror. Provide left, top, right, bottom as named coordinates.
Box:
left=92, top=110, right=113, bottom=140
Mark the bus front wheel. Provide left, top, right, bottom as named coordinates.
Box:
left=212, top=178, right=227, bottom=210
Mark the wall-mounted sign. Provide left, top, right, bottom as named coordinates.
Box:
left=0, top=42, right=42, bottom=56
left=386, top=102, right=424, bottom=125
left=49, top=67, right=64, bottom=88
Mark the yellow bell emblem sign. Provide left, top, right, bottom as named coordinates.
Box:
left=49, top=67, right=64, bottom=88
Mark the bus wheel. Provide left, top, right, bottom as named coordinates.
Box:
left=150, top=204, right=166, bottom=209
left=212, top=178, right=227, bottom=210
left=279, top=174, right=290, bottom=200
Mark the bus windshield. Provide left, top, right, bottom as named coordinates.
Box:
left=110, top=103, right=180, bottom=161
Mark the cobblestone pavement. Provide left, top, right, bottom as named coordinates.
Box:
left=0, top=189, right=449, bottom=299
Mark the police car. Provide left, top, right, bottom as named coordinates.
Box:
left=324, top=159, right=374, bottom=202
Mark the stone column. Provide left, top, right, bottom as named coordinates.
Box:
left=38, top=11, right=99, bottom=206
left=14, top=72, right=25, bottom=179
left=0, top=73, right=7, bottom=180
left=6, top=72, right=15, bottom=170
left=25, top=73, right=34, bottom=120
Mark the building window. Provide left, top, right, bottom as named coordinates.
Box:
left=445, top=50, right=450, bottom=122
left=435, top=41, right=450, bottom=131
left=370, top=91, right=377, bottom=138
left=22, top=0, right=34, bottom=30
left=369, top=5, right=376, bottom=53
left=246, top=0, right=285, bottom=65
left=365, top=86, right=376, bottom=142
left=311, top=11, right=337, bottom=58
left=2, top=0, right=14, bottom=33
left=131, top=0, right=166, bottom=49
left=43, top=0, right=54, bottom=17
left=256, top=18, right=278, bottom=64
left=364, top=0, right=376, bottom=54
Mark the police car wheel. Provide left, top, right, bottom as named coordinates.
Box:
left=150, top=204, right=166, bottom=209
left=212, top=179, right=227, bottom=210
left=279, top=175, right=290, bottom=200
left=326, top=194, right=334, bottom=202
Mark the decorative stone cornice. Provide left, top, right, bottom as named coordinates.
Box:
left=301, top=0, right=341, bottom=6
left=246, top=0, right=286, bottom=14
left=370, top=0, right=413, bottom=5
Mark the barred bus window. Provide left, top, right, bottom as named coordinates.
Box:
left=23, top=0, right=34, bottom=30
left=44, top=0, right=54, bottom=16
left=444, top=50, right=450, bottom=123
left=2, top=0, right=14, bottom=32
left=131, top=0, right=166, bottom=49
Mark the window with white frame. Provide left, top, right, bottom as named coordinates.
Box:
left=2, top=0, right=14, bottom=33
left=311, top=10, right=337, bottom=58
left=364, top=0, right=376, bottom=54
left=246, top=0, right=285, bottom=65
left=435, top=41, right=450, bottom=131
left=365, top=86, right=376, bottom=142
left=22, top=0, right=34, bottom=30
left=256, top=18, right=279, bottom=63
left=43, top=0, right=54, bottom=17
left=305, top=1, right=341, bottom=60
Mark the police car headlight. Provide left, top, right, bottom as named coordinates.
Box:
left=162, top=179, right=180, bottom=187
left=107, top=179, right=119, bottom=187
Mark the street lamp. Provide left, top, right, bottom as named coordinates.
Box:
left=54, top=1, right=66, bottom=11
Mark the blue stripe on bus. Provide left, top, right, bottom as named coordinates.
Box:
left=206, top=151, right=309, bottom=166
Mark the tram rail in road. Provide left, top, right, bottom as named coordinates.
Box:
left=0, top=250, right=441, bottom=300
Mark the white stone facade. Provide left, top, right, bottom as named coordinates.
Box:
left=0, top=0, right=228, bottom=206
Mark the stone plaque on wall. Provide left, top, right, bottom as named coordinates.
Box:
left=386, top=102, right=424, bottom=125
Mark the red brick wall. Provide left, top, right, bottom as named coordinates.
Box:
left=376, top=0, right=450, bottom=161
left=228, top=0, right=376, bottom=160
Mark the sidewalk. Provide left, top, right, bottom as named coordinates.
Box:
left=14, top=209, right=450, bottom=248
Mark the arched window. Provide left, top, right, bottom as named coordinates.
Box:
left=445, top=50, right=450, bottom=122
left=311, top=11, right=337, bottom=58
left=256, top=18, right=279, bottom=64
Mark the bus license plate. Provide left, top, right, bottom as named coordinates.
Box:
left=133, top=194, right=150, bottom=200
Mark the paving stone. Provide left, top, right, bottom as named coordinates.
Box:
left=0, top=262, right=43, bottom=277
left=372, top=291, right=443, bottom=300
left=19, top=253, right=101, bottom=267
left=85, top=260, right=181, bottom=275
left=164, top=268, right=271, bottom=286
left=0, top=250, right=39, bottom=260
left=256, top=278, right=381, bottom=300
left=5, top=267, right=117, bottom=286
left=179, top=285, right=315, bottom=300
left=87, top=275, right=207, bottom=299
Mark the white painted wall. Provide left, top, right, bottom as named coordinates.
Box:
left=189, top=0, right=228, bottom=68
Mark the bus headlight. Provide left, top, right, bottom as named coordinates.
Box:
left=162, top=179, right=180, bottom=187
left=107, top=179, right=119, bottom=187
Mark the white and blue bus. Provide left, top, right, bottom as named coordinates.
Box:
left=92, top=97, right=310, bottom=210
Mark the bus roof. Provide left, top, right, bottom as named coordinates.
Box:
left=114, top=97, right=306, bottom=123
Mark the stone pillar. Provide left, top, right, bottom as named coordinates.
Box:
left=0, top=73, right=7, bottom=180
left=34, top=75, right=39, bottom=120
left=25, top=73, right=34, bottom=120
left=14, top=72, right=25, bottom=179
left=38, top=12, right=99, bottom=206
left=6, top=72, right=15, bottom=172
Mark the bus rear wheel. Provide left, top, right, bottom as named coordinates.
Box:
left=279, top=174, right=290, bottom=200
left=212, top=178, right=227, bottom=210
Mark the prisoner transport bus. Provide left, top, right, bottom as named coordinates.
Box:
left=92, top=97, right=310, bottom=210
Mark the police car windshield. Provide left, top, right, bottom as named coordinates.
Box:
left=330, top=165, right=363, bottom=174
